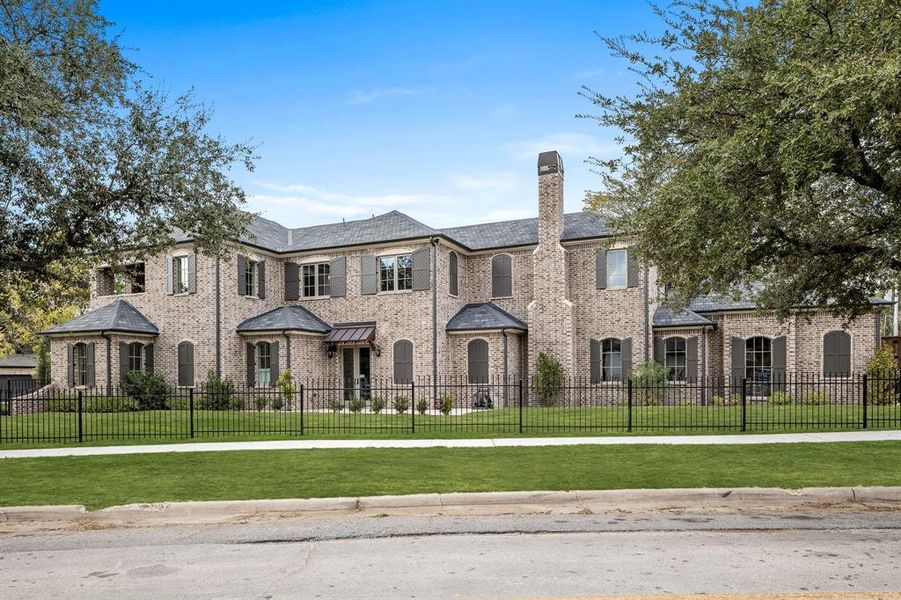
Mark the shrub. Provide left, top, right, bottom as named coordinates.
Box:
left=416, top=397, right=428, bottom=415
left=122, top=371, right=170, bottom=410
left=254, top=395, right=268, bottom=411
left=34, top=338, right=51, bottom=382
left=200, top=370, right=235, bottom=410
left=533, top=352, right=564, bottom=407
left=270, top=395, right=285, bottom=411
left=393, top=396, right=410, bottom=414
left=277, top=370, right=296, bottom=410
left=370, top=396, right=385, bottom=414
left=327, top=397, right=344, bottom=412
left=801, top=390, right=829, bottom=405
left=768, top=391, right=794, bottom=405
left=867, top=344, right=899, bottom=405
left=50, top=395, right=139, bottom=412
left=630, top=361, right=668, bottom=405
left=711, top=394, right=740, bottom=406
left=348, top=397, right=365, bottom=413
left=230, top=396, right=246, bottom=411
left=438, top=394, right=453, bottom=415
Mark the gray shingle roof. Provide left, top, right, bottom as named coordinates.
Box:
left=652, top=305, right=714, bottom=328
left=236, top=305, right=330, bottom=334
left=442, top=211, right=611, bottom=251
left=43, top=299, right=159, bottom=336
left=0, top=353, right=37, bottom=369
left=286, top=210, right=438, bottom=252
left=446, top=303, right=528, bottom=332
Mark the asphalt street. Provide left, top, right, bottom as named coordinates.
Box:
left=2, top=509, right=901, bottom=599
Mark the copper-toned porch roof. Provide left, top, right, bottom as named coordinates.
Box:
left=324, top=322, right=376, bottom=344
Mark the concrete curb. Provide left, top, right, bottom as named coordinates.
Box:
left=2, top=486, right=900, bottom=531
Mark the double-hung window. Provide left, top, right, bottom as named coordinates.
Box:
left=379, top=255, right=412, bottom=292
left=664, top=337, right=687, bottom=381
left=172, top=256, right=190, bottom=294
left=601, top=338, right=622, bottom=382
left=606, top=249, right=628, bottom=288
left=244, top=260, right=259, bottom=297
left=73, top=343, right=87, bottom=386
left=128, top=342, right=145, bottom=373
left=256, top=342, right=271, bottom=387
left=302, top=263, right=330, bottom=297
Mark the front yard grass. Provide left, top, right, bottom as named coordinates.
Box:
left=1, top=442, right=899, bottom=509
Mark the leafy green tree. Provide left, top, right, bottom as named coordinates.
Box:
left=0, top=0, right=255, bottom=353
left=582, top=0, right=900, bottom=318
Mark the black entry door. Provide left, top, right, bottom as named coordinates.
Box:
left=359, top=347, right=371, bottom=399
left=342, top=348, right=354, bottom=401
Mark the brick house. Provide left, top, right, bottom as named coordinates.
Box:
left=43, top=151, right=887, bottom=394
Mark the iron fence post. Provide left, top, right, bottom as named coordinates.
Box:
left=300, top=384, right=305, bottom=436
left=411, top=381, right=416, bottom=434
left=741, top=378, right=747, bottom=432
left=77, top=390, right=83, bottom=443
left=189, top=387, right=195, bottom=438
left=627, top=379, right=633, bottom=433
left=518, top=378, right=523, bottom=434
left=6, top=378, right=11, bottom=417
left=862, top=374, right=868, bottom=430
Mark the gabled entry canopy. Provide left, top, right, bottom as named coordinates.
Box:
left=43, top=299, right=159, bottom=336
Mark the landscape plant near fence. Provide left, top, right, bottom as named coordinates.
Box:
left=1, top=372, right=899, bottom=444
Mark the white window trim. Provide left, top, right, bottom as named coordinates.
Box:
left=301, top=262, right=331, bottom=299
left=663, top=336, right=687, bottom=383
left=244, top=259, right=260, bottom=298
left=378, top=254, right=413, bottom=294
left=606, top=249, right=628, bottom=289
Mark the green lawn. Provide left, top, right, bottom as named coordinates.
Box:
left=1, top=442, right=899, bottom=509
left=2, top=404, right=900, bottom=449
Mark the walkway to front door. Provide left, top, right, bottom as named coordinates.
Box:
left=342, top=346, right=371, bottom=400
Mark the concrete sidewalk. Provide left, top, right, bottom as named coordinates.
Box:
left=1, top=429, right=899, bottom=459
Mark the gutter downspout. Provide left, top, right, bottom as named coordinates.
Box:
left=502, top=328, right=508, bottom=405
left=893, top=288, right=899, bottom=337
left=215, top=257, right=222, bottom=377
left=100, top=331, right=112, bottom=389
left=431, top=237, right=438, bottom=396
left=700, top=324, right=708, bottom=405
left=643, top=266, right=650, bottom=362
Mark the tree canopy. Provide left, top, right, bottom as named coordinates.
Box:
left=0, top=0, right=255, bottom=355
left=582, top=0, right=900, bottom=319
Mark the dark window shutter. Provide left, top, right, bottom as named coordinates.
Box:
left=772, top=335, right=787, bottom=389
left=178, top=342, right=194, bottom=387
left=187, top=253, right=197, bottom=294
left=284, top=262, right=300, bottom=301
left=361, top=255, right=377, bottom=295
left=590, top=339, right=601, bottom=384
left=653, top=336, right=664, bottom=364
left=144, top=343, right=154, bottom=373
left=686, top=336, right=698, bottom=382
left=449, top=251, right=458, bottom=296
left=468, top=339, right=489, bottom=384
left=270, top=341, right=279, bottom=385
left=491, top=255, right=512, bottom=297
left=257, top=261, right=266, bottom=299
left=329, top=257, right=346, bottom=297
left=621, top=337, right=633, bottom=378
left=165, top=256, right=174, bottom=296
left=596, top=250, right=607, bottom=289
left=86, top=342, right=95, bottom=387
left=823, top=331, right=851, bottom=376
left=66, top=343, right=74, bottom=387
left=237, top=255, right=247, bottom=295
left=394, top=340, right=414, bottom=384
left=246, top=342, right=256, bottom=387
left=731, top=337, right=745, bottom=380
left=412, top=248, right=430, bottom=291
left=627, top=250, right=639, bottom=288
left=119, top=342, right=129, bottom=383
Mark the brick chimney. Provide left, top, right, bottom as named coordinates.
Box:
left=527, top=151, right=575, bottom=375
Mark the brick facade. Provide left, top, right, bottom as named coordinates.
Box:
left=47, top=151, right=886, bottom=392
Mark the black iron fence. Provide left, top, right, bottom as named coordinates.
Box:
left=2, top=372, right=900, bottom=444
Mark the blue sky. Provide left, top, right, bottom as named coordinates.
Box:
left=101, top=0, right=661, bottom=228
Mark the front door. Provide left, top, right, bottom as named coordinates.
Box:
left=341, top=347, right=371, bottom=400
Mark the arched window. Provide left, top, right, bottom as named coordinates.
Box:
left=177, top=341, right=195, bottom=387
left=393, top=340, right=414, bottom=384
left=467, top=339, right=489, bottom=384
left=449, top=251, right=458, bottom=296
left=256, top=341, right=272, bottom=387
left=72, top=342, right=88, bottom=386
left=665, top=337, right=687, bottom=381
left=824, top=331, right=851, bottom=376
left=128, top=342, right=145, bottom=373
left=491, top=254, right=512, bottom=298
left=745, top=336, right=772, bottom=381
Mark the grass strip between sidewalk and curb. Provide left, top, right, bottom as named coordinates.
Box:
left=1, top=441, right=900, bottom=510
